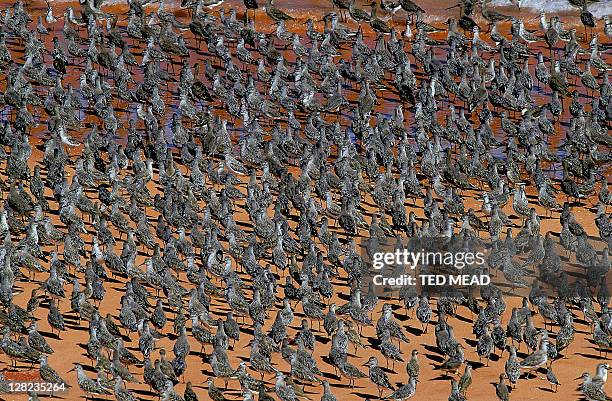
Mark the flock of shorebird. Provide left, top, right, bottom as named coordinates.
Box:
left=0, top=0, right=610, bottom=399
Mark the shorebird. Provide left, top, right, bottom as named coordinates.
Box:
left=546, top=365, right=560, bottom=392
left=458, top=364, right=472, bottom=395
left=265, top=0, right=295, bottom=22
left=416, top=296, right=431, bottom=333
left=481, top=0, right=510, bottom=26
left=44, top=0, right=57, bottom=24
left=337, top=359, right=367, bottom=388
left=580, top=372, right=612, bottom=401
left=381, top=0, right=402, bottom=14
left=520, top=335, right=549, bottom=378
left=364, top=356, right=394, bottom=397
left=580, top=4, right=595, bottom=41
left=69, top=363, right=111, bottom=398
left=399, top=0, right=423, bottom=20
left=47, top=299, right=65, bottom=338
left=406, top=349, right=420, bottom=380
left=28, top=323, right=53, bottom=354
left=243, top=0, right=259, bottom=21
left=384, top=376, right=417, bottom=400
left=592, top=322, right=612, bottom=357
left=39, top=356, right=67, bottom=388
left=332, top=0, right=352, bottom=22
left=496, top=374, right=509, bottom=401
left=435, top=344, right=465, bottom=377
left=348, top=0, right=372, bottom=24
left=369, top=2, right=391, bottom=34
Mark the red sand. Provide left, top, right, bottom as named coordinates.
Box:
left=0, top=0, right=610, bottom=401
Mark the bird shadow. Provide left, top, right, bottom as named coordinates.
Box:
left=38, top=330, right=62, bottom=339
left=424, top=353, right=445, bottom=363
left=575, top=351, right=607, bottom=360
left=314, top=335, right=331, bottom=344
left=423, top=344, right=443, bottom=355
left=239, top=326, right=255, bottom=337
left=321, top=371, right=341, bottom=381
left=430, top=375, right=452, bottom=381
left=200, top=354, right=211, bottom=363
left=403, top=325, right=422, bottom=336
left=380, top=366, right=396, bottom=374
left=395, top=313, right=411, bottom=322
left=80, top=364, right=98, bottom=374
left=336, top=292, right=350, bottom=302
left=453, top=313, right=474, bottom=324
left=519, top=367, right=547, bottom=379
left=572, top=318, right=592, bottom=327
left=466, top=360, right=486, bottom=370
left=538, top=387, right=556, bottom=393
left=132, top=388, right=159, bottom=397
left=40, top=393, right=69, bottom=399
left=321, top=356, right=334, bottom=365
left=333, top=382, right=364, bottom=390
left=352, top=391, right=376, bottom=399
left=64, top=323, right=89, bottom=332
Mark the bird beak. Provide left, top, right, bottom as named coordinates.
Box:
left=67, top=367, right=75, bottom=372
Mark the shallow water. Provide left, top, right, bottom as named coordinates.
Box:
left=491, top=0, right=612, bottom=18
left=33, top=0, right=612, bottom=20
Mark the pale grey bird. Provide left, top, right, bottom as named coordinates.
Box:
left=384, top=376, right=417, bottom=400
left=363, top=356, right=394, bottom=397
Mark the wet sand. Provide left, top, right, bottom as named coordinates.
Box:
left=0, top=0, right=611, bottom=400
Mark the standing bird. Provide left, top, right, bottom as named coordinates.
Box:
left=399, top=0, right=423, bottom=20
left=364, top=356, right=394, bottom=397
left=505, top=346, right=520, bottom=388
left=69, top=364, right=111, bottom=398
left=47, top=299, right=65, bottom=338
left=580, top=373, right=612, bottom=401
left=369, top=3, right=392, bottom=34
left=243, top=0, right=259, bottom=21
left=385, top=376, right=417, bottom=400
left=580, top=4, right=595, bottom=41
left=406, top=350, right=420, bottom=380
left=39, top=356, right=67, bottom=388
left=495, top=374, right=509, bottom=401
left=477, top=327, right=493, bottom=366
left=348, top=0, right=372, bottom=24
left=546, top=365, right=560, bottom=392
left=265, top=0, right=294, bottom=22
left=416, top=297, right=431, bottom=333
left=520, top=336, right=548, bottom=377
left=458, top=364, right=472, bottom=396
